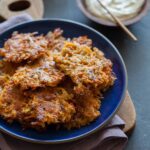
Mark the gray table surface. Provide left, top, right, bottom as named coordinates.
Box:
left=43, top=0, right=150, bottom=149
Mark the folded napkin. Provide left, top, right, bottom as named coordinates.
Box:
left=0, top=14, right=128, bottom=150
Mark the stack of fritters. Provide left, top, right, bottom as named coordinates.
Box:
left=0, top=28, right=115, bottom=130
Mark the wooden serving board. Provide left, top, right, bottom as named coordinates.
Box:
left=117, top=91, right=136, bottom=135
left=0, top=0, right=44, bottom=20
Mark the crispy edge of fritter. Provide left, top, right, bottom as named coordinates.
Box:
left=0, top=32, right=48, bottom=63
left=54, top=42, right=115, bottom=94
left=21, top=87, right=75, bottom=130
left=72, top=36, right=92, bottom=48
left=64, top=93, right=101, bottom=129
left=12, top=55, right=65, bottom=90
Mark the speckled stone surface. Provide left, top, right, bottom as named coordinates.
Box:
left=43, top=0, right=150, bottom=149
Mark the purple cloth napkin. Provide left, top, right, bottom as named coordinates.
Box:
left=0, top=14, right=128, bottom=150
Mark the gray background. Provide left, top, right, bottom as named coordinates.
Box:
left=43, top=0, right=150, bottom=149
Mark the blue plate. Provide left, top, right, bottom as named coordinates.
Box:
left=0, top=19, right=127, bottom=144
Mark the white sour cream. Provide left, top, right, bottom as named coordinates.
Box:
left=86, top=0, right=145, bottom=21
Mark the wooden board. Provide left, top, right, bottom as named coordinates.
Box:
left=117, top=91, right=136, bottom=135
left=0, top=0, right=44, bottom=20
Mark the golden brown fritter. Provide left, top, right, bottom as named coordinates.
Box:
left=46, top=29, right=92, bottom=54
left=0, top=80, right=75, bottom=129
left=0, top=32, right=48, bottom=63
left=54, top=42, right=115, bottom=94
left=12, top=56, right=64, bottom=90
left=21, top=87, right=75, bottom=129
left=64, top=93, right=100, bottom=129
left=0, top=81, right=28, bottom=123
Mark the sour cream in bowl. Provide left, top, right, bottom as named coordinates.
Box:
left=77, top=0, right=149, bottom=26
left=86, top=0, right=145, bottom=21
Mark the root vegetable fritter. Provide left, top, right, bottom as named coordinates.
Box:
left=21, top=87, right=75, bottom=129
left=0, top=81, right=28, bottom=123
left=64, top=93, right=100, bottom=129
left=0, top=81, right=75, bottom=129
left=12, top=56, right=64, bottom=90
left=0, top=32, right=48, bottom=63
left=46, top=29, right=92, bottom=52
left=54, top=42, right=115, bottom=94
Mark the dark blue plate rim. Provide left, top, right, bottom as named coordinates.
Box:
left=0, top=19, right=127, bottom=144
